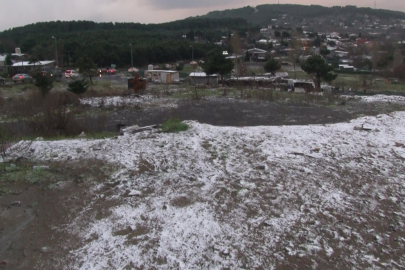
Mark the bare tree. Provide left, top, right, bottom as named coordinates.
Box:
left=231, top=31, right=244, bottom=97
left=289, top=30, right=301, bottom=79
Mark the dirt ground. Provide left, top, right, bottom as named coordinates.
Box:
left=102, top=95, right=404, bottom=132
left=0, top=159, right=117, bottom=269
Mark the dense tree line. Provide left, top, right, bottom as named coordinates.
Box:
left=0, top=18, right=249, bottom=68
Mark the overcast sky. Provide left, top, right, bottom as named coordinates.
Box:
left=1, top=0, right=404, bottom=31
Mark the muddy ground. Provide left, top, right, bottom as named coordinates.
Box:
left=0, top=160, right=117, bottom=269
left=102, top=96, right=404, bottom=132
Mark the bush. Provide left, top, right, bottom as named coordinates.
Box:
left=33, top=72, right=55, bottom=97
left=161, top=118, right=189, bottom=133
left=28, top=92, right=82, bottom=137
left=176, top=62, right=185, bottom=71
left=67, top=79, right=89, bottom=95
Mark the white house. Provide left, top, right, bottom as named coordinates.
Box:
left=145, top=70, right=179, bottom=83
left=244, top=48, right=268, bottom=61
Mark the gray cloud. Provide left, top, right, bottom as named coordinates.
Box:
left=140, top=0, right=246, bottom=9
left=0, top=0, right=404, bottom=31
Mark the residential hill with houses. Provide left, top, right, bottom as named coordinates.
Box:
left=199, top=4, right=405, bottom=29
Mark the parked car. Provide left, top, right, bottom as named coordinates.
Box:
left=0, top=76, right=5, bottom=84
left=12, top=74, right=33, bottom=83
left=128, top=67, right=139, bottom=73
left=49, top=69, right=63, bottom=78
left=107, top=68, right=117, bottom=75
left=41, top=69, right=62, bottom=78
left=65, top=70, right=79, bottom=78
left=98, top=68, right=108, bottom=74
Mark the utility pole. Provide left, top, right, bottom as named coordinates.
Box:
left=130, top=43, right=133, bottom=67
left=52, top=36, right=58, bottom=67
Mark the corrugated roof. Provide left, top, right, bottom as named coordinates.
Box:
left=12, top=60, right=55, bottom=67
left=146, top=70, right=178, bottom=73
left=189, top=72, right=218, bottom=77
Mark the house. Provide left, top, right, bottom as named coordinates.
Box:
left=145, top=70, right=179, bottom=83
left=334, top=51, right=349, bottom=58
left=8, top=60, right=55, bottom=76
left=356, top=38, right=367, bottom=45
left=244, top=48, right=268, bottom=61
left=189, top=72, right=218, bottom=86
left=257, top=39, right=278, bottom=45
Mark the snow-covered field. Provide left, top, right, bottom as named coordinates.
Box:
left=353, top=94, right=405, bottom=104
left=6, top=106, right=405, bottom=269
left=80, top=95, right=178, bottom=109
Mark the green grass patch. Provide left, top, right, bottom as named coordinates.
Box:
left=0, top=162, right=57, bottom=184
left=0, top=159, right=119, bottom=190
left=162, top=118, right=189, bottom=133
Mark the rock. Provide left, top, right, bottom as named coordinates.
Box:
left=40, top=246, right=52, bottom=253
left=354, top=124, right=372, bottom=131
left=35, top=137, right=44, bottom=141
left=78, top=131, right=86, bottom=138
left=312, top=148, right=320, bottom=153
left=11, top=201, right=21, bottom=206
left=390, top=224, right=398, bottom=232
left=256, top=165, right=266, bottom=170
left=128, top=190, right=142, bottom=197
left=33, top=165, right=49, bottom=171
left=395, top=142, right=404, bottom=147
left=106, top=181, right=120, bottom=188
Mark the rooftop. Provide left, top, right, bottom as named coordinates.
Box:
left=12, top=60, right=55, bottom=67
left=189, top=72, right=218, bottom=77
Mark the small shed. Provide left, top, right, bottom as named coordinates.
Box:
left=288, top=80, right=315, bottom=93
left=145, top=70, right=179, bottom=83
left=189, top=72, right=219, bottom=86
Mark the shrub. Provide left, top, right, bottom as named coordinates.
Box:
left=176, top=62, right=185, bottom=71
left=161, top=118, right=189, bottom=133
left=67, top=79, right=90, bottom=95
left=33, top=72, right=55, bottom=97
left=0, top=127, right=10, bottom=158
left=132, top=73, right=147, bottom=94
left=28, top=92, right=82, bottom=137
